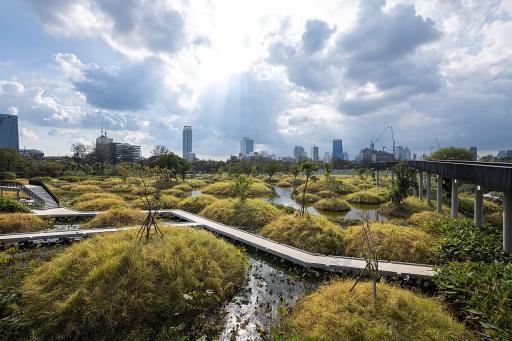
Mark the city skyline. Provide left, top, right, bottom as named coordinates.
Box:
left=1, top=1, right=511, bottom=159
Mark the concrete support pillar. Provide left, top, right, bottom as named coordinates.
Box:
left=391, top=171, right=395, bottom=186
left=376, top=170, right=380, bottom=187
left=418, top=171, right=424, bottom=200
left=426, top=174, right=432, bottom=206
left=504, top=191, right=512, bottom=253
left=413, top=188, right=417, bottom=197
left=437, top=175, right=443, bottom=214
left=474, top=185, right=484, bottom=227
left=451, top=179, right=458, bottom=218
left=16, top=189, right=19, bottom=200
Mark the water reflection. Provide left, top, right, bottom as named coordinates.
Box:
left=267, top=186, right=386, bottom=222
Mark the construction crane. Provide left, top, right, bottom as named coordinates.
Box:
left=370, top=126, right=391, bottom=152
left=434, top=135, right=441, bottom=149
left=390, top=126, right=396, bottom=155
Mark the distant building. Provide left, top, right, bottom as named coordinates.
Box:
left=497, top=150, right=512, bottom=159
left=332, top=139, right=343, bottom=159
left=279, top=156, right=295, bottom=162
left=0, top=114, right=19, bottom=150
left=323, top=152, right=332, bottom=163
left=183, top=126, right=194, bottom=162
left=293, top=146, right=306, bottom=161
left=394, top=146, right=412, bottom=160
left=19, top=148, right=44, bottom=159
left=240, top=137, right=254, bottom=156
left=355, top=148, right=395, bottom=164
left=311, top=146, right=319, bottom=162
left=469, top=146, right=478, bottom=161
left=342, top=152, right=349, bottom=161
left=94, top=130, right=140, bottom=164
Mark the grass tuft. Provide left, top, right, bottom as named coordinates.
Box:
left=313, top=198, right=351, bottom=212
left=0, top=214, right=48, bottom=233
left=178, top=194, right=217, bottom=213
left=82, top=207, right=146, bottom=229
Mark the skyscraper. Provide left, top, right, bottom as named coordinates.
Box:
left=183, top=126, right=193, bottom=161
left=294, top=146, right=306, bottom=161
left=332, top=139, right=343, bottom=159
left=469, top=146, right=478, bottom=161
left=240, top=137, right=254, bottom=155
left=323, top=152, right=331, bottom=163
left=311, top=145, right=319, bottom=162
left=0, top=114, right=19, bottom=150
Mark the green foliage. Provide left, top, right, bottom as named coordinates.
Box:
left=0, top=171, right=16, bottom=180
left=264, top=161, right=280, bottom=179
left=343, top=223, right=433, bottom=263
left=346, top=190, right=387, bottom=204
left=435, top=262, right=512, bottom=339
left=276, top=280, right=474, bottom=341
left=429, top=147, right=474, bottom=161
left=202, top=179, right=272, bottom=197
left=295, top=178, right=356, bottom=195
left=82, top=207, right=146, bottom=229
left=458, top=195, right=500, bottom=216
left=261, top=214, right=344, bottom=255
left=276, top=180, right=292, bottom=188
left=72, top=193, right=126, bottom=211
left=0, top=197, right=31, bottom=213
left=131, top=195, right=181, bottom=210
left=178, top=194, right=217, bottom=213
left=390, top=161, right=416, bottom=206
left=234, top=174, right=254, bottom=203
left=21, top=228, right=248, bottom=340
left=422, top=217, right=509, bottom=264
left=173, top=183, right=193, bottom=192
left=313, top=198, right=351, bottom=212
left=185, top=179, right=207, bottom=189
left=0, top=214, right=48, bottom=233
left=199, top=198, right=281, bottom=228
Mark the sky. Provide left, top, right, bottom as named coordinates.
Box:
left=0, top=0, right=511, bottom=160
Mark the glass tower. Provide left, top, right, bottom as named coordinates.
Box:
left=0, top=114, right=19, bottom=150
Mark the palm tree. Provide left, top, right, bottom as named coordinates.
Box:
left=299, top=160, right=318, bottom=216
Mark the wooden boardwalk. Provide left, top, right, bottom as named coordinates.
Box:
left=170, top=210, right=434, bottom=279
left=3, top=208, right=434, bottom=279
left=32, top=207, right=179, bottom=218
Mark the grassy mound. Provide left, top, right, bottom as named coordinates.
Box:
left=21, top=228, right=248, bottom=340
left=72, top=193, right=127, bottom=211
left=277, top=280, right=473, bottom=340
left=276, top=180, right=292, bottom=188
left=0, top=214, right=48, bottom=233
left=261, top=214, right=344, bottom=255
left=131, top=186, right=156, bottom=196
left=178, top=194, right=217, bottom=213
left=200, top=199, right=281, bottom=228
left=130, top=195, right=181, bottom=209
left=82, top=207, right=146, bottom=229
left=109, top=184, right=134, bottom=193
left=173, top=183, right=193, bottom=192
left=61, top=184, right=103, bottom=193
left=346, top=190, right=386, bottom=204
left=293, top=192, right=321, bottom=203
left=296, top=178, right=356, bottom=195
left=379, top=197, right=440, bottom=218
left=0, top=197, right=31, bottom=213
left=409, top=211, right=442, bottom=225
left=343, top=223, right=433, bottom=263
left=185, top=179, right=207, bottom=189
left=101, top=178, right=123, bottom=187
left=202, top=180, right=272, bottom=196
left=313, top=198, right=351, bottom=212
left=162, top=188, right=188, bottom=198
left=458, top=195, right=500, bottom=216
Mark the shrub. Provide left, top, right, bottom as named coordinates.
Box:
left=346, top=190, right=386, bottom=204
left=202, top=180, right=272, bottom=197
left=261, top=214, right=344, bottom=255
left=82, top=207, right=146, bottom=229
left=422, top=217, right=509, bottom=264
left=161, top=188, right=188, bottom=198
left=62, top=184, right=103, bottom=193
left=313, top=198, right=351, bottom=212
left=276, top=180, right=292, bottom=188
left=0, top=197, right=31, bottom=213
left=130, top=195, right=181, bottom=209
left=79, top=180, right=103, bottom=186
left=296, top=178, right=356, bottom=195
left=200, top=198, right=281, bottom=228
left=458, top=195, right=500, bottom=216
left=178, top=195, right=217, bottom=213
left=74, top=198, right=127, bottom=211
left=131, top=186, right=156, bottom=196
left=379, top=196, right=436, bottom=218
left=0, top=214, right=48, bottom=233
left=409, top=211, right=442, bottom=225
left=342, top=223, right=433, bottom=263
left=21, top=228, right=248, bottom=340
left=316, top=190, right=332, bottom=198
left=277, top=280, right=474, bottom=340
left=173, top=183, right=193, bottom=192
left=109, top=184, right=134, bottom=193
left=0, top=171, right=16, bottom=180
left=485, top=211, right=502, bottom=227
left=185, top=179, right=207, bottom=189
left=293, top=192, right=321, bottom=203
left=435, top=261, right=511, bottom=339
left=101, top=178, right=123, bottom=187
left=72, top=192, right=121, bottom=203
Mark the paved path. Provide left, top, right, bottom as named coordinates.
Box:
left=170, top=210, right=434, bottom=279
left=32, top=207, right=178, bottom=218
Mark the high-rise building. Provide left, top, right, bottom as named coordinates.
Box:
left=323, top=152, right=332, bottom=163
left=182, top=126, right=193, bottom=162
left=498, top=150, right=512, bottom=159
left=332, top=139, right=343, bottom=159
left=0, top=114, right=19, bottom=150
left=469, top=146, right=478, bottom=161
left=294, top=146, right=306, bottom=161
left=240, top=137, right=254, bottom=155
left=311, top=146, right=319, bottom=162
left=94, top=129, right=140, bottom=164
left=114, top=143, right=141, bottom=163
left=394, top=146, right=412, bottom=160
left=342, top=152, right=349, bottom=161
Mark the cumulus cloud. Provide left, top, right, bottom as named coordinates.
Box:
left=21, top=127, right=38, bottom=139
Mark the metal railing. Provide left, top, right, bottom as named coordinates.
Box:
left=29, top=179, right=60, bottom=206
left=0, top=180, right=45, bottom=207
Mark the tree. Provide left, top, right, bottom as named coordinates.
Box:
left=176, top=159, right=190, bottom=181
left=0, top=148, right=21, bottom=172
left=428, top=147, right=474, bottom=161
left=389, top=161, right=416, bottom=206
left=290, top=165, right=300, bottom=179
left=298, top=160, right=318, bottom=216
left=116, top=162, right=133, bottom=183
left=71, top=143, right=91, bottom=165
left=239, top=161, right=253, bottom=176
left=264, top=161, right=280, bottom=180
left=151, top=145, right=170, bottom=156
left=234, top=175, right=253, bottom=203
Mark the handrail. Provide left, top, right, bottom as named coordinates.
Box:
left=29, top=179, right=60, bottom=206
left=0, top=180, right=45, bottom=207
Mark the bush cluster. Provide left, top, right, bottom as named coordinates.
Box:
left=178, top=194, right=217, bottom=213
left=346, top=190, right=387, bottom=204
left=0, top=197, right=31, bottom=213
left=72, top=193, right=127, bottom=211
left=82, top=207, right=146, bottom=229
left=313, top=198, right=351, bottom=212
left=21, top=228, right=248, bottom=340
left=0, top=214, right=48, bottom=233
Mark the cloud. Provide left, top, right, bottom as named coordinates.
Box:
left=301, top=19, right=336, bottom=53
left=25, top=0, right=187, bottom=58
left=21, top=127, right=38, bottom=139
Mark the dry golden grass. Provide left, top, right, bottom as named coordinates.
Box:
left=278, top=280, right=474, bottom=340
left=261, top=214, right=344, bottom=255
left=21, top=228, right=248, bottom=340
left=82, top=207, right=146, bottom=229
left=130, top=195, right=181, bottom=209
left=0, top=214, right=48, bottom=233
left=72, top=192, right=127, bottom=211
left=161, top=188, right=188, bottom=198
left=346, top=190, right=387, bottom=204
left=178, top=194, right=217, bottom=213
left=313, top=198, right=351, bottom=212
left=173, top=183, right=193, bottom=192
left=61, top=184, right=103, bottom=193
left=342, top=223, right=434, bottom=263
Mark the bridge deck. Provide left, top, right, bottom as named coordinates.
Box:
left=170, top=210, right=433, bottom=279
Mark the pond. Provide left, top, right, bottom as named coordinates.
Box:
left=266, top=186, right=387, bottom=222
